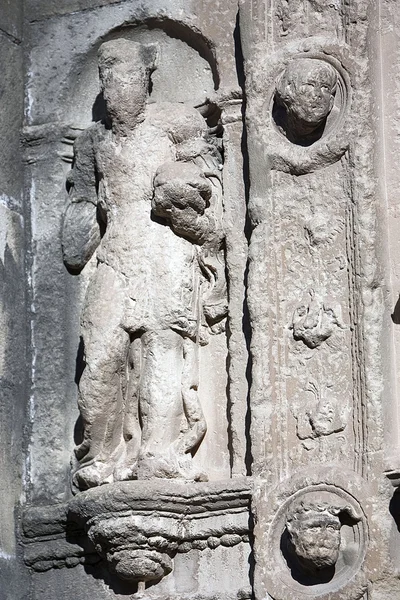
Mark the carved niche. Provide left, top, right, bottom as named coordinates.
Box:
left=49, top=34, right=244, bottom=586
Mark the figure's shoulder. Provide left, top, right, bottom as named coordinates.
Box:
left=146, top=102, right=207, bottom=143
left=74, top=122, right=108, bottom=152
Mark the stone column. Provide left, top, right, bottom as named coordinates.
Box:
left=240, top=0, right=389, bottom=597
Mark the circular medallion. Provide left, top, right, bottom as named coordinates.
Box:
left=254, top=468, right=372, bottom=600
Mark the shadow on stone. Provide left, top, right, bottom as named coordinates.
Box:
left=92, top=91, right=107, bottom=124
left=389, top=489, right=400, bottom=532
left=280, top=528, right=335, bottom=586
left=391, top=295, right=400, bottom=325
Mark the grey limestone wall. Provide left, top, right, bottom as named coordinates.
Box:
left=0, top=0, right=29, bottom=598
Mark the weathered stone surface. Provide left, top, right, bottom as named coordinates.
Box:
left=5, top=0, right=400, bottom=598
left=67, top=480, right=251, bottom=582
left=0, top=4, right=29, bottom=600
left=0, top=0, right=23, bottom=41
left=22, top=481, right=251, bottom=595
left=253, top=467, right=374, bottom=600
left=24, top=0, right=124, bottom=22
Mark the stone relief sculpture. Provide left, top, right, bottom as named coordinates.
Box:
left=256, top=472, right=370, bottom=600
left=273, top=57, right=338, bottom=145
left=242, top=35, right=355, bottom=483
left=293, top=381, right=348, bottom=441
left=244, top=40, right=352, bottom=175
left=290, top=290, right=345, bottom=348
left=17, top=0, right=394, bottom=594
left=305, top=213, right=342, bottom=248
left=62, top=39, right=227, bottom=492
left=285, top=501, right=356, bottom=574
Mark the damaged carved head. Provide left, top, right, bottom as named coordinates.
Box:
left=286, top=501, right=344, bottom=572
left=98, top=39, right=158, bottom=131
left=274, top=58, right=338, bottom=145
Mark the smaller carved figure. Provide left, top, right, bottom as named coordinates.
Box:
left=294, top=381, right=348, bottom=441
left=290, top=290, right=344, bottom=348
left=273, top=58, right=338, bottom=145
left=286, top=501, right=359, bottom=573
left=152, top=126, right=227, bottom=344
left=305, top=213, right=341, bottom=247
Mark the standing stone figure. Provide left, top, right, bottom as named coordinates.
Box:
left=62, top=39, right=226, bottom=491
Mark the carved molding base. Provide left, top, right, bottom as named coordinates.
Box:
left=23, top=479, right=252, bottom=583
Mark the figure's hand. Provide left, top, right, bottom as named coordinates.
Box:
left=170, top=315, right=198, bottom=339
left=62, top=200, right=101, bottom=273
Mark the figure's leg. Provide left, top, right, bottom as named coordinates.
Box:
left=136, top=330, right=207, bottom=481
left=73, top=263, right=130, bottom=490
left=136, top=329, right=185, bottom=479
left=113, top=336, right=142, bottom=481
left=177, top=337, right=207, bottom=454
left=138, top=330, right=184, bottom=449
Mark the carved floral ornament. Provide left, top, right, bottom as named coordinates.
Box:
left=290, top=289, right=345, bottom=349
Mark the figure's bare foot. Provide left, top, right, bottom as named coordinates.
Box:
left=72, top=460, right=114, bottom=492
left=73, top=440, right=135, bottom=491
left=113, top=462, right=138, bottom=482
left=136, top=447, right=208, bottom=482
left=74, top=438, right=90, bottom=462
left=113, top=439, right=140, bottom=482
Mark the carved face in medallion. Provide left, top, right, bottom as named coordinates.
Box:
left=274, top=58, right=338, bottom=144
left=286, top=502, right=341, bottom=571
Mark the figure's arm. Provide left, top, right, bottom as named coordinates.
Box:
left=62, top=128, right=105, bottom=273
left=199, top=249, right=228, bottom=330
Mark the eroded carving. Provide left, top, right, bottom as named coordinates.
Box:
left=285, top=500, right=358, bottom=573
left=256, top=472, right=370, bottom=600
left=293, top=381, right=348, bottom=441
left=22, top=480, right=251, bottom=582
left=273, top=57, right=338, bottom=145
left=305, top=213, right=341, bottom=247
left=62, top=39, right=226, bottom=492
left=290, top=290, right=344, bottom=348
left=66, top=480, right=251, bottom=582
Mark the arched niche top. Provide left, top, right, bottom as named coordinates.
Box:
left=65, top=18, right=220, bottom=130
